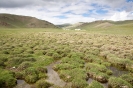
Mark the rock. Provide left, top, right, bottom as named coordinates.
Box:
left=96, top=76, right=108, bottom=83
left=12, top=66, right=16, bottom=69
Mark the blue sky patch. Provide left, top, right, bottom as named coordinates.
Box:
left=82, top=13, right=90, bottom=17
left=96, top=9, right=108, bottom=14
left=126, top=0, right=133, bottom=2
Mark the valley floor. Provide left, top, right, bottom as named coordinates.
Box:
left=0, top=28, right=133, bottom=88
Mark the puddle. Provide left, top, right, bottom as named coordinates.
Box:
left=14, top=80, right=31, bottom=88
left=14, top=61, right=66, bottom=88
left=87, top=78, right=93, bottom=84
left=46, top=61, right=66, bottom=87
left=108, top=66, right=128, bottom=77
left=102, top=82, right=108, bottom=88
left=14, top=64, right=128, bottom=88
left=87, top=66, right=129, bottom=88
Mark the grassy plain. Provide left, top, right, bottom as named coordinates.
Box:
left=0, top=28, right=133, bottom=88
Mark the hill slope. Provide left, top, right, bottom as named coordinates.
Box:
left=0, top=14, right=58, bottom=28
left=67, top=20, right=133, bottom=30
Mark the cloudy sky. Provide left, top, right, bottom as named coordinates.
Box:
left=0, top=0, right=133, bottom=24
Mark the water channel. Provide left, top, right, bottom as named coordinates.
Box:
left=14, top=62, right=129, bottom=88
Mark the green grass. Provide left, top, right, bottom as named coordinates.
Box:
left=0, top=69, right=17, bottom=88
left=72, top=20, right=133, bottom=35
left=35, top=79, right=52, bottom=88
left=120, top=74, right=133, bottom=86
left=108, top=77, right=132, bottom=88
left=0, top=28, right=133, bottom=88
left=87, top=80, right=104, bottom=88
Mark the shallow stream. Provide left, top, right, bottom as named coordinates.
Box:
left=14, top=80, right=31, bottom=88
left=14, top=63, right=129, bottom=88
left=46, top=61, right=66, bottom=87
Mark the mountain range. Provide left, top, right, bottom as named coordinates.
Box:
left=62, top=20, right=133, bottom=30
left=0, top=14, right=133, bottom=30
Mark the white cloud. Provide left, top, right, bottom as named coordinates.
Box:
left=108, top=11, right=132, bottom=21
left=0, top=0, right=133, bottom=24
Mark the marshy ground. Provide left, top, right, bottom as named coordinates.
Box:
left=0, top=28, right=133, bottom=88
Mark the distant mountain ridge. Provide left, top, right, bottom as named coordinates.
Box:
left=0, top=14, right=58, bottom=28
left=62, top=22, right=85, bottom=29
left=63, top=20, right=133, bottom=30
left=56, top=23, right=71, bottom=28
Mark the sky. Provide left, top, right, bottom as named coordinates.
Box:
left=0, top=0, right=133, bottom=24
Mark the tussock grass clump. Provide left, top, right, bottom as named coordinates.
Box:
left=125, top=62, right=133, bottom=72
left=15, top=72, right=24, bottom=79
left=23, top=66, right=47, bottom=83
left=106, top=70, right=113, bottom=75
left=6, top=57, right=24, bottom=68
left=34, top=50, right=44, bottom=55
left=24, top=67, right=39, bottom=83
left=55, top=63, right=76, bottom=70
left=55, top=55, right=88, bottom=87
left=107, top=54, right=133, bottom=70
left=86, top=49, right=100, bottom=56
left=87, top=69, right=109, bottom=83
left=85, top=63, right=108, bottom=73
left=59, top=68, right=87, bottom=82
left=42, top=50, right=47, bottom=55
left=52, top=53, right=61, bottom=60
left=84, top=54, right=103, bottom=64
left=101, top=62, right=111, bottom=67
left=36, top=66, right=47, bottom=73
left=71, top=78, right=88, bottom=88
left=0, top=57, right=8, bottom=68
left=6, top=57, right=36, bottom=68
left=26, top=49, right=34, bottom=54
left=2, top=50, right=10, bottom=54
left=108, top=77, right=132, bottom=88
left=55, top=57, right=84, bottom=70
left=85, top=63, right=109, bottom=83
left=17, top=61, right=32, bottom=71
left=59, top=68, right=88, bottom=87
left=36, top=67, right=47, bottom=79
left=0, top=60, right=5, bottom=68
left=35, top=79, right=52, bottom=88
left=0, top=69, right=17, bottom=88
left=87, top=80, right=104, bottom=88
left=56, top=49, right=64, bottom=55
left=33, top=56, right=54, bottom=67
left=25, top=74, right=38, bottom=83
left=120, top=74, right=133, bottom=86
left=45, top=51, right=54, bottom=56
